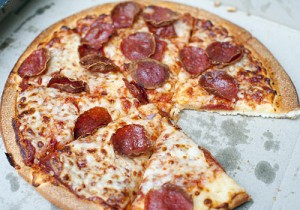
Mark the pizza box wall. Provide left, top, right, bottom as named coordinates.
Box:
left=0, top=0, right=299, bottom=209
left=207, top=0, right=300, bottom=31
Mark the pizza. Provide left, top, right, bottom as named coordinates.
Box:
left=0, top=0, right=299, bottom=209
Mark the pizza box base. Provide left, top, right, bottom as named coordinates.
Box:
left=0, top=0, right=299, bottom=209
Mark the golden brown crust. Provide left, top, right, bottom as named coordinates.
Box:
left=0, top=0, right=298, bottom=209
left=229, top=192, right=251, bottom=209
left=244, top=38, right=299, bottom=113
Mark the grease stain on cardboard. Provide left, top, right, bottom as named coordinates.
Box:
left=255, top=161, right=277, bottom=184
left=221, top=119, right=250, bottom=146
left=263, top=131, right=280, bottom=152
left=5, top=172, right=20, bottom=192
left=216, top=147, right=241, bottom=171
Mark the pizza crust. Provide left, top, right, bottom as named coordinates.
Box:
left=0, top=0, right=298, bottom=209
left=244, top=38, right=299, bottom=113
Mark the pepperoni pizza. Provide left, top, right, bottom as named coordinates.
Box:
left=1, top=1, right=299, bottom=210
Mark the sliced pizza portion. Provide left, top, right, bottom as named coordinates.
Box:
left=14, top=84, right=143, bottom=166
left=103, top=3, right=195, bottom=116
left=132, top=119, right=250, bottom=210
left=173, top=17, right=299, bottom=118
left=41, top=104, right=163, bottom=209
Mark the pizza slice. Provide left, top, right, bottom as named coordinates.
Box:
left=39, top=103, right=163, bottom=209
left=173, top=15, right=300, bottom=118
left=132, top=119, right=250, bottom=210
left=14, top=83, right=143, bottom=167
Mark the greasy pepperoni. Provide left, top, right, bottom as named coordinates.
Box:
left=145, top=183, right=193, bottom=210
left=111, top=124, right=151, bottom=156
left=199, top=70, right=238, bottom=100
left=151, top=38, right=167, bottom=61
left=123, top=78, right=148, bottom=104
left=80, top=54, right=119, bottom=73
left=120, top=32, right=155, bottom=60
left=75, top=15, right=97, bottom=36
left=74, top=107, right=112, bottom=139
left=78, top=44, right=104, bottom=59
left=82, top=20, right=114, bottom=49
left=18, top=48, right=50, bottom=78
left=20, top=139, right=36, bottom=166
left=47, top=76, right=87, bottom=93
left=147, top=23, right=177, bottom=39
left=206, top=42, right=244, bottom=65
left=179, top=46, right=211, bottom=75
left=143, top=5, right=179, bottom=27
left=129, top=59, right=169, bottom=89
left=111, top=1, right=142, bottom=28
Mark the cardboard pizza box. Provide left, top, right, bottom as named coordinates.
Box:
left=0, top=0, right=299, bottom=209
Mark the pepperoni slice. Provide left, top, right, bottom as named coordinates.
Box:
left=179, top=46, right=211, bottom=75
left=80, top=54, right=119, bottom=73
left=111, top=1, right=142, bottom=29
left=82, top=20, right=114, bottom=50
left=74, top=107, right=112, bottom=139
left=129, top=59, right=169, bottom=89
left=147, top=23, right=177, bottom=39
left=111, top=124, right=152, bottom=156
left=120, top=32, right=155, bottom=60
left=123, top=78, right=148, bottom=104
left=206, top=42, right=244, bottom=66
left=78, top=44, right=104, bottom=59
left=18, top=48, right=50, bottom=78
left=75, top=15, right=97, bottom=36
left=145, top=183, right=193, bottom=210
left=151, top=38, right=167, bottom=61
left=143, top=5, right=179, bottom=27
left=47, top=76, right=87, bottom=93
left=199, top=70, right=239, bottom=100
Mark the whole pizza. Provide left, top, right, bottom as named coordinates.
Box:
left=1, top=1, right=299, bottom=209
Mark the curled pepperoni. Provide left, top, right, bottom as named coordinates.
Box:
left=206, top=42, right=244, bottom=66
left=82, top=20, right=114, bottom=50
left=74, top=107, right=112, bottom=139
left=143, top=5, right=179, bottom=27
left=151, top=38, right=167, bottom=61
left=111, top=1, right=142, bottom=28
left=75, top=15, right=97, bottom=36
left=145, top=183, right=193, bottom=210
left=123, top=78, right=148, bottom=104
left=111, top=124, right=152, bottom=156
left=121, top=32, right=155, bottom=60
left=47, top=76, right=87, bottom=93
left=129, top=59, right=169, bottom=89
left=78, top=44, right=104, bottom=59
left=147, top=23, right=177, bottom=39
left=199, top=70, right=238, bottom=100
left=18, top=48, right=50, bottom=78
left=80, top=54, right=119, bottom=73
left=179, top=46, right=211, bottom=75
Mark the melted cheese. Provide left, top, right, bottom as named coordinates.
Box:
left=132, top=121, right=247, bottom=210
left=50, top=105, right=162, bottom=209
left=17, top=87, right=79, bottom=160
